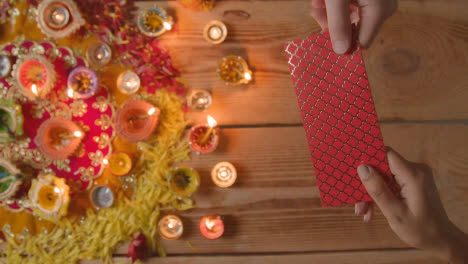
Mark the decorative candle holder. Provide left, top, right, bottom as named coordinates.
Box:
left=86, top=42, right=112, bottom=67
left=158, top=215, right=184, bottom=240
left=13, top=54, right=56, bottom=100
left=211, top=162, right=237, bottom=188
left=0, top=55, right=11, bottom=78
left=189, top=116, right=219, bottom=154
left=203, top=20, right=228, bottom=45
left=36, top=0, right=85, bottom=39
left=89, top=185, right=114, bottom=209
left=28, top=174, right=70, bottom=219
left=106, top=152, right=133, bottom=176
left=114, top=99, right=160, bottom=142
left=217, top=55, right=253, bottom=86
left=137, top=6, right=174, bottom=38
left=199, top=215, right=224, bottom=240
left=0, top=159, right=23, bottom=201
left=0, top=99, right=24, bottom=143
left=34, top=116, right=84, bottom=160
left=167, top=167, right=200, bottom=197
left=67, top=66, right=99, bottom=99
left=187, top=89, right=212, bottom=111
left=116, top=70, right=141, bottom=95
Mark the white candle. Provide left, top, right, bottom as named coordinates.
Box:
left=117, top=71, right=140, bottom=95
left=211, top=161, right=237, bottom=188
left=203, top=20, right=227, bottom=45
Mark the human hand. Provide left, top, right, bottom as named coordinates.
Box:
left=355, top=149, right=468, bottom=263
left=310, top=0, right=397, bottom=53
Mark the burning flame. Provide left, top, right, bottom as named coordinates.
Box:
left=54, top=187, right=61, bottom=194
left=67, top=88, right=74, bottom=98
left=73, top=131, right=83, bottom=138
left=205, top=218, right=215, bottom=230
left=31, top=84, right=38, bottom=95
left=163, top=21, right=172, bottom=31
left=147, top=107, right=156, bottom=116
left=244, top=71, right=252, bottom=81
left=207, top=115, right=217, bottom=128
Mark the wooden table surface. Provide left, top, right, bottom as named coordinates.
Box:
left=3, top=0, right=468, bottom=263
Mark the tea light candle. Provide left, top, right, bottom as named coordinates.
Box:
left=187, top=89, right=212, bottom=111
left=137, top=6, right=174, bottom=37
left=203, top=20, right=228, bottom=45
left=87, top=42, right=112, bottom=67
left=217, top=55, right=253, bottom=86
left=167, top=167, right=200, bottom=197
left=188, top=115, right=220, bottom=154
left=199, top=215, right=224, bottom=240
left=105, top=152, right=133, bottom=176
left=211, top=162, right=237, bottom=188
left=0, top=55, right=11, bottom=78
left=47, top=5, right=70, bottom=29
left=116, top=70, right=140, bottom=95
left=67, top=66, right=98, bottom=99
left=158, top=215, right=184, bottom=240
left=90, top=185, right=114, bottom=209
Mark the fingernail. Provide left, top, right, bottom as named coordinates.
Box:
left=357, top=165, right=370, bottom=180
left=333, top=40, right=349, bottom=54
left=363, top=213, right=371, bottom=223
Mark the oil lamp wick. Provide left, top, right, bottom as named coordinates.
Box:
left=200, top=115, right=217, bottom=144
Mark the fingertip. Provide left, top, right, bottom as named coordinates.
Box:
left=357, top=164, right=371, bottom=181
left=363, top=204, right=373, bottom=222
left=332, top=40, right=350, bottom=54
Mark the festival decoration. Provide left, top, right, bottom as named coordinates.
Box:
left=86, top=42, right=112, bottom=67
left=167, top=167, right=200, bottom=197
left=0, top=99, right=24, bottom=143
left=158, top=215, right=184, bottom=240
left=106, top=152, right=133, bottom=176
left=89, top=185, right=114, bottom=209
left=199, top=215, right=224, bottom=240
left=114, top=99, right=160, bottom=142
left=116, top=70, right=141, bottom=95
left=137, top=6, right=173, bottom=38
left=0, top=159, right=22, bottom=201
left=217, top=55, right=252, bottom=86
left=0, top=55, right=11, bottom=77
left=187, top=89, right=212, bottom=111
left=28, top=174, right=70, bottom=219
left=211, top=161, right=237, bottom=188
left=67, top=66, right=99, bottom=99
left=127, top=233, right=147, bottom=263
left=203, top=20, right=227, bottom=45
left=36, top=0, right=85, bottom=38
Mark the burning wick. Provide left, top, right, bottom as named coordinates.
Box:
left=244, top=72, right=252, bottom=81
left=205, top=218, right=215, bottom=230
left=127, top=107, right=157, bottom=122
left=200, top=115, right=217, bottom=144
left=31, top=84, right=38, bottom=96
left=67, top=88, right=74, bottom=98
left=53, top=187, right=61, bottom=194
left=102, top=158, right=109, bottom=165
left=163, top=21, right=172, bottom=31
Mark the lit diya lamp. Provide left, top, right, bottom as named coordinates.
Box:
left=0, top=99, right=24, bottom=143
left=116, top=70, right=141, bottom=95
left=217, top=55, right=253, bottom=86
left=67, top=66, right=99, bottom=99
left=12, top=54, right=56, bottom=100
left=203, top=20, right=228, bottom=45
left=28, top=174, right=70, bottom=219
left=137, top=6, right=174, bottom=37
left=211, top=162, right=237, bottom=188
left=103, top=152, right=133, bottom=176
left=89, top=185, right=114, bottom=209
left=158, top=215, right=184, bottom=240
left=34, top=116, right=84, bottom=160
left=114, top=99, right=160, bottom=142
left=0, top=55, right=11, bottom=78
left=0, top=159, right=23, bottom=201
left=199, top=215, right=224, bottom=240
left=187, top=89, right=212, bottom=111
left=189, top=115, right=219, bottom=154
left=86, top=42, right=112, bottom=67
left=167, top=167, right=200, bottom=197
left=36, top=0, right=85, bottom=38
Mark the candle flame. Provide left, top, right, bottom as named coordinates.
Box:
left=54, top=187, right=61, bottom=194
left=73, top=131, right=83, bottom=138
left=168, top=222, right=174, bottom=229
left=67, top=88, right=74, bottom=98
left=148, top=107, right=156, bottom=116
left=207, top=115, right=217, bottom=128
left=163, top=21, right=172, bottom=31
left=102, top=158, right=109, bottom=165
left=31, top=84, right=38, bottom=95
left=205, top=218, right=215, bottom=230
left=244, top=71, right=252, bottom=81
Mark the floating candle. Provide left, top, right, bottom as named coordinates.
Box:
left=114, top=100, right=160, bottom=142
left=187, top=89, right=212, bottom=111
left=211, top=162, right=237, bottom=188
left=203, top=20, right=228, bottom=45
left=167, top=167, right=200, bottom=197
left=137, top=6, right=174, bottom=37
left=87, top=42, right=112, bottom=67
left=28, top=174, right=70, bottom=219
left=67, top=66, right=98, bottom=99
left=217, top=55, right=253, bottom=86
left=116, top=70, right=140, bottom=95
left=106, top=152, right=133, bottom=176
left=90, top=185, right=114, bottom=209
left=199, top=215, right=224, bottom=240
left=158, top=215, right=184, bottom=240
left=0, top=55, right=11, bottom=78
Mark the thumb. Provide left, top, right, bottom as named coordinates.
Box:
left=357, top=164, right=406, bottom=221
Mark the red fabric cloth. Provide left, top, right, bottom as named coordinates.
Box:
left=284, top=32, right=399, bottom=207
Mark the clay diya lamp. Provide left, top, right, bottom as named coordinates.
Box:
left=67, top=66, right=99, bottom=99
left=36, top=0, right=85, bottom=39
left=12, top=54, right=56, bottom=100
left=137, top=6, right=173, bottom=38
left=158, top=215, right=184, bottom=240
left=105, top=152, right=133, bottom=176
left=89, top=185, right=114, bottom=209
left=35, top=116, right=84, bottom=160
left=189, top=115, right=219, bottom=154
left=199, top=215, right=225, bottom=240
left=114, top=99, right=160, bottom=142
left=28, top=174, right=70, bottom=219
left=0, top=99, right=24, bottom=143
left=0, top=159, right=23, bottom=201
left=217, top=55, right=252, bottom=86
left=167, top=167, right=200, bottom=197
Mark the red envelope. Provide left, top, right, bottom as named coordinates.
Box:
left=284, top=32, right=399, bottom=207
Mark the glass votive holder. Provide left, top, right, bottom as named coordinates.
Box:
left=87, top=42, right=112, bottom=67
left=67, top=66, right=99, bottom=99
left=217, top=55, right=252, bottom=86
left=114, top=99, right=160, bottom=142
left=137, top=6, right=174, bottom=38
left=187, top=89, right=212, bottom=111
left=116, top=70, right=140, bottom=95
left=167, top=167, right=200, bottom=197
left=28, top=174, right=70, bottom=219
left=203, top=20, right=227, bottom=45
left=89, top=185, right=114, bottom=209
left=158, top=215, right=184, bottom=240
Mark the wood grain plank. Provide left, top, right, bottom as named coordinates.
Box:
left=135, top=0, right=468, bottom=125
left=80, top=249, right=445, bottom=264
left=110, top=124, right=466, bottom=254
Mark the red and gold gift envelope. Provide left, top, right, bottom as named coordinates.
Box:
left=284, top=32, right=399, bottom=207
